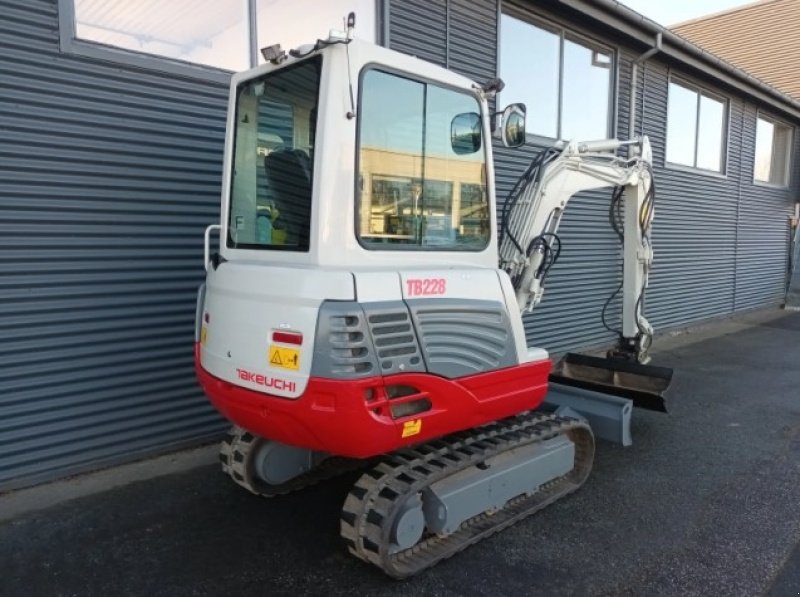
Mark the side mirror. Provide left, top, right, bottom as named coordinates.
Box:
left=501, top=103, right=526, bottom=148
left=451, top=112, right=482, bottom=155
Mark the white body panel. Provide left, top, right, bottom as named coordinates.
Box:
left=353, top=271, right=403, bottom=302
left=496, top=270, right=548, bottom=363
left=353, top=267, right=548, bottom=363
left=201, top=263, right=549, bottom=395
left=201, top=263, right=354, bottom=397
left=398, top=268, right=507, bottom=303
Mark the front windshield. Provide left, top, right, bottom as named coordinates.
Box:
left=357, top=69, right=490, bottom=250
left=227, top=57, right=321, bottom=251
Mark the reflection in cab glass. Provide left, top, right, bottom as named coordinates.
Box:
left=228, top=57, right=321, bottom=251
left=358, top=69, right=489, bottom=250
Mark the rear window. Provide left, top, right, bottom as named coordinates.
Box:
left=227, top=57, right=321, bottom=251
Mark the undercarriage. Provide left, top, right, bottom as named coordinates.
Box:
left=221, top=412, right=594, bottom=578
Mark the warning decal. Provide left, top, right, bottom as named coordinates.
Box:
left=401, top=419, right=422, bottom=438
left=268, top=345, right=300, bottom=370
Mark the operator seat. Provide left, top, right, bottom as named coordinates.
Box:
left=264, top=148, right=312, bottom=248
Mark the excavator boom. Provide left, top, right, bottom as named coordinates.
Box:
left=494, top=131, right=671, bottom=409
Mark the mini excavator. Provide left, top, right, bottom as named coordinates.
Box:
left=195, top=16, right=672, bottom=578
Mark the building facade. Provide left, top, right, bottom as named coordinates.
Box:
left=1, top=0, right=798, bottom=490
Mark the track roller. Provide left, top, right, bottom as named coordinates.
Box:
left=219, top=425, right=366, bottom=497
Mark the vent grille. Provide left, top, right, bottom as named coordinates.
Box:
left=409, top=300, right=517, bottom=378
left=312, top=302, right=379, bottom=380
left=326, top=313, right=374, bottom=376
left=366, top=309, right=424, bottom=373
left=313, top=301, right=424, bottom=379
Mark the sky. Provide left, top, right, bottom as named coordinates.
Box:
left=619, top=0, right=756, bottom=27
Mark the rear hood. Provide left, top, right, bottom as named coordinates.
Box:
left=198, top=262, right=354, bottom=398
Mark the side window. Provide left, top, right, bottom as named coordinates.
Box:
left=666, top=78, right=727, bottom=173
left=357, top=70, right=489, bottom=251
left=499, top=13, right=613, bottom=141
left=755, top=115, right=793, bottom=186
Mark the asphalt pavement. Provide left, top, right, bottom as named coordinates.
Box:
left=1, top=310, right=799, bottom=596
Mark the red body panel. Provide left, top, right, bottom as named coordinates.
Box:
left=195, top=344, right=551, bottom=458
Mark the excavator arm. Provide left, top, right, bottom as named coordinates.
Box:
left=498, top=136, right=671, bottom=411
left=499, top=136, right=655, bottom=363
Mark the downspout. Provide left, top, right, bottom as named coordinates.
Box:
left=628, top=33, right=662, bottom=143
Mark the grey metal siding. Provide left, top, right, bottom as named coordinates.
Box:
left=448, top=0, right=497, bottom=83
left=389, top=0, right=795, bottom=354
left=734, top=103, right=797, bottom=310
left=640, top=61, right=740, bottom=328
left=388, top=0, right=447, bottom=65
left=0, top=0, right=228, bottom=489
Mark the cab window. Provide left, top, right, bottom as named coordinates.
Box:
left=357, top=69, right=490, bottom=250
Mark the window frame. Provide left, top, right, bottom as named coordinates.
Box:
left=753, top=110, right=794, bottom=188
left=57, top=0, right=251, bottom=83
left=497, top=7, right=618, bottom=143
left=665, top=74, right=730, bottom=176
left=354, top=64, right=491, bottom=253
left=58, top=0, right=386, bottom=83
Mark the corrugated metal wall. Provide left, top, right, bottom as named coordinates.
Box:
left=639, top=61, right=741, bottom=328
left=499, top=4, right=626, bottom=353
left=0, top=0, right=228, bottom=490
left=388, top=0, right=795, bottom=353
left=734, top=102, right=798, bottom=310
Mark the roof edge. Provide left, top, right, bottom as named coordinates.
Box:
left=555, top=0, right=800, bottom=120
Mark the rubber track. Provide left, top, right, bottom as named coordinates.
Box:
left=339, top=412, right=595, bottom=578
left=219, top=425, right=366, bottom=497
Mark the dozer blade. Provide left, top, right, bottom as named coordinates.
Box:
left=549, top=352, right=672, bottom=413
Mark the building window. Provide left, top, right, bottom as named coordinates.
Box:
left=754, top=114, right=793, bottom=186
left=499, top=13, right=613, bottom=141
left=72, top=0, right=251, bottom=71
left=61, top=0, right=376, bottom=77
left=666, top=78, right=727, bottom=173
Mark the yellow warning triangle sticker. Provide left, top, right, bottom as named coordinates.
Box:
left=270, top=350, right=283, bottom=366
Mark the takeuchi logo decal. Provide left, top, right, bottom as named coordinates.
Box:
left=236, top=368, right=296, bottom=393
